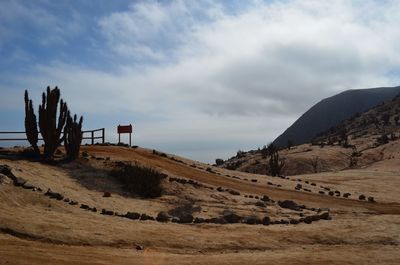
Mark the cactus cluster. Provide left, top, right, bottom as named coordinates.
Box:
left=24, top=86, right=83, bottom=161
left=24, top=91, right=40, bottom=155
left=64, top=114, right=83, bottom=160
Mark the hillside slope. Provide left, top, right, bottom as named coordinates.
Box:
left=273, top=86, right=400, bottom=148
left=1, top=145, right=400, bottom=264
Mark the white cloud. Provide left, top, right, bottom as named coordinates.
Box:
left=3, top=0, right=400, bottom=162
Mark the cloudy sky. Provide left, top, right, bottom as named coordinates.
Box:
left=1, top=0, right=400, bottom=162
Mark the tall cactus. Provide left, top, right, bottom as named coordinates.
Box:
left=38, top=86, right=69, bottom=160
left=64, top=114, right=83, bottom=160
left=24, top=90, right=40, bottom=155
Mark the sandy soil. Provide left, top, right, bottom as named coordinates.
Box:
left=0, top=145, right=399, bottom=264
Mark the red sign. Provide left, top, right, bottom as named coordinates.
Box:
left=117, top=124, right=132, bottom=134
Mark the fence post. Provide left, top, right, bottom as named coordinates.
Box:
left=91, top=131, right=94, bottom=145
left=102, top=128, right=105, bottom=144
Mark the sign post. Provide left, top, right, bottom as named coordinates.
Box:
left=117, top=124, right=133, bottom=146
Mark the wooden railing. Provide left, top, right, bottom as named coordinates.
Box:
left=0, top=128, right=105, bottom=145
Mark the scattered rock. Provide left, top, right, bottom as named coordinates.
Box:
left=125, top=212, right=141, bottom=220
left=328, top=191, right=334, bottom=196
left=318, top=191, right=325, bottom=195
left=136, top=245, right=144, bottom=251
left=223, top=213, right=242, bottom=224
left=69, top=200, right=78, bottom=206
left=251, top=179, right=257, bottom=183
left=22, top=182, right=35, bottom=189
left=262, top=216, right=270, bottom=225
left=319, top=212, right=330, bottom=220
left=290, top=219, right=300, bottom=225
left=156, top=211, right=171, bottom=222
left=243, top=216, right=259, bottom=225
left=255, top=201, right=266, bottom=208
left=368, top=196, right=376, bottom=202
left=359, top=194, right=366, bottom=200
left=63, top=198, right=70, bottom=203
left=101, top=209, right=114, bottom=215
left=217, top=187, right=224, bottom=192
left=343, top=193, right=351, bottom=198
left=177, top=213, right=194, bottom=224
left=228, top=189, right=240, bottom=196
left=278, top=200, right=303, bottom=211
left=14, top=177, right=27, bottom=187
left=140, top=214, right=154, bottom=221
left=303, top=216, right=313, bottom=224
left=80, top=204, right=90, bottom=210
left=45, top=189, right=64, bottom=200
left=103, top=191, right=111, bottom=198
left=261, top=195, right=270, bottom=202
left=194, top=217, right=205, bottom=223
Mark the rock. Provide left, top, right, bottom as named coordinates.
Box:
left=251, top=179, right=257, bottom=182
left=249, top=195, right=254, bottom=198
left=343, top=193, right=351, bottom=198
left=359, top=194, right=366, bottom=200
left=267, top=182, right=273, bottom=185
left=262, top=216, right=270, bottom=225
left=310, top=215, right=320, bottom=222
left=63, top=198, right=70, bottom=203
left=0, top=165, right=12, bottom=176
left=261, top=195, right=270, bottom=202
left=45, top=189, right=64, bottom=200
left=14, top=177, right=27, bottom=187
left=223, top=213, right=242, bottom=224
left=194, top=217, right=205, bottom=223
left=278, top=200, right=303, bottom=211
left=303, top=216, right=313, bottom=224
left=101, top=209, right=114, bottom=215
left=91, top=207, right=97, bottom=212
left=319, top=212, right=330, bottom=220
left=136, top=245, right=144, bottom=251
left=80, top=204, right=90, bottom=210
left=319, top=191, right=325, bottom=195
left=311, top=183, right=316, bottom=186
left=255, top=201, right=266, bottom=208
left=243, top=216, right=258, bottom=225
left=156, top=211, right=171, bottom=222
left=103, top=191, right=111, bottom=198
left=368, top=196, right=376, bottom=202
left=217, top=187, right=224, bottom=192
left=328, top=191, right=334, bottom=196
left=125, top=212, right=141, bottom=220
left=22, top=182, right=35, bottom=189
left=207, top=217, right=226, bottom=224
left=254, top=196, right=259, bottom=199
left=290, top=219, right=300, bottom=225
left=69, top=200, right=78, bottom=206
left=177, top=213, right=194, bottom=224
left=81, top=151, right=89, bottom=157
left=228, top=190, right=240, bottom=196
left=140, top=214, right=154, bottom=221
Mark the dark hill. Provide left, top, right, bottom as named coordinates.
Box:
left=273, top=86, right=400, bottom=148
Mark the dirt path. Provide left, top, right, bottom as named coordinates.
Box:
left=85, top=146, right=400, bottom=215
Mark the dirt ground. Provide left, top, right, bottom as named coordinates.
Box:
left=0, top=145, right=399, bottom=264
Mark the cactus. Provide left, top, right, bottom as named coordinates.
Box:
left=64, top=114, right=83, bottom=160
left=24, top=90, right=40, bottom=155
left=38, top=86, right=69, bottom=160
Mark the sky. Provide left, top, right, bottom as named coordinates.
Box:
left=1, top=0, right=400, bottom=163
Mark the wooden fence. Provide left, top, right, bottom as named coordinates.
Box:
left=0, top=128, right=105, bottom=145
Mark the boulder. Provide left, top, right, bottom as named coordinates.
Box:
left=156, top=211, right=171, bottom=222
left=262, top=216, right=270, bottom=225
left=278, top=200, right=303, bottom=211
left=14, top=177, right=27, bottom=187
left=255, top=201, right=266, bottom=208
left=223, top=213, right=242, bottom=224
left=228, top=189, right=240, bottom=196
left=194, top=217, right=205, bottom=223
left=140, top=214, right=155, bottom=221
left=177, top=213, right=194, bottom=224
left=125, top=212, right=141, bottom=220
left=101, top=209, right=114, bottom=215
left=22, top=182, right=35, bottom=190
left=319, top=212, right=330, bottom=220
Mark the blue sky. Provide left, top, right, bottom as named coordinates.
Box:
left=1, top=0, right=400, bottom=162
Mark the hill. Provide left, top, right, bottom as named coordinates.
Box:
left=1, top=145, right=400, bottom=264
left=273, top=86, right=400, bottom=148
left=219, top=93, right=400, bottom=176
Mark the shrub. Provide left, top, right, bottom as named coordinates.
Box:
left=110, top=163, right=165, bottom=198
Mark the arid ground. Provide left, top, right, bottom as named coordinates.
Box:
left=1, top=145, right=400, bottom=265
